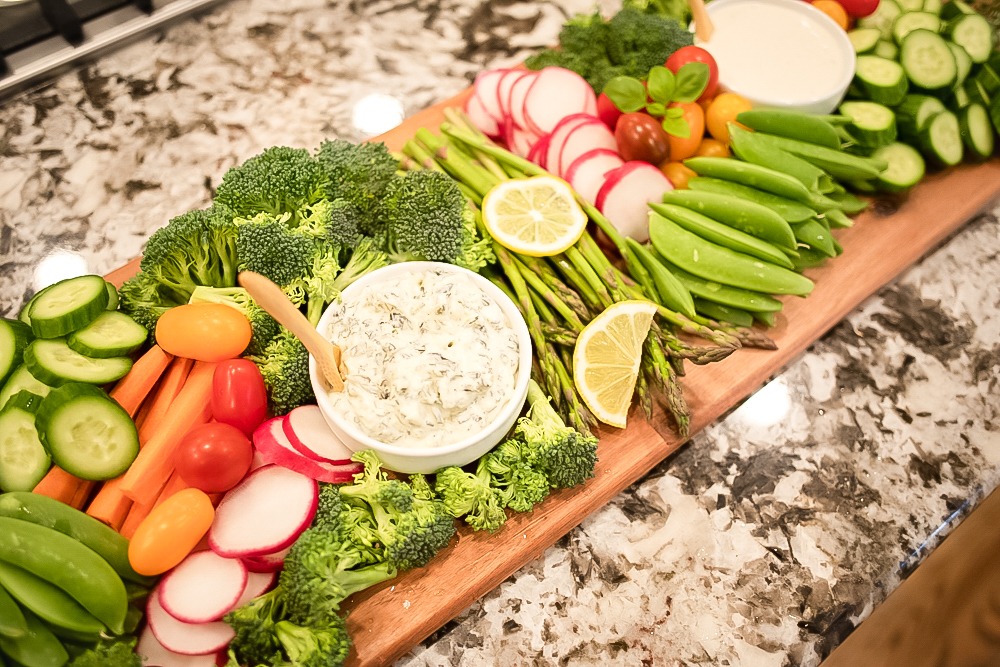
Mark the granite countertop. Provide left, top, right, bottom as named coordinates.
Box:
left=2, top=1, right=999, bottom=665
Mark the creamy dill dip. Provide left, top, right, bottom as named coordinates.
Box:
left=323, top=268, right=520, bottom=449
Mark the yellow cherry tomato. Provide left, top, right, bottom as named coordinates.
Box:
left=694, top=138, right=732, bottom=159
left=128, top=488, right=215, bottom=576
left=812, top=0, right=850, bottom=30
left=666, top=102, right=706, bottom=162
left=659, top=161, right=698, bottom=189
left=705, top=93, right=753, bottom=144
left=155, top=303, right=251, bottom=362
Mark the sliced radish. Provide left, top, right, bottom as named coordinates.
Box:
left=557, top=120, right=618, bottom=178
left=565, top=149, right=625, bottom=205
left=242, top=546, right=291, bottom=573
left=250, top=449, right=267, bottom=471
left=507, top=125, right=540, bottom=158
left=209, top=464, right=317, bottom=558
left=159, top=551, right=248, bottom=624
left=137, top=626, right=219, bottom=667
left=496, top=69, right=526, bottom=120
left=508, top=71, right=539, bottom=131
left=595, top=161, right=674, bottom=242
left=283, top=406, right=354, bottom=464
left=523, top=67, right=596, bottom=136
left=583, top=91, right=598, bottom=117
left=527, top=134, right=550, bottom=169
left=465, top=92, right=500, bottom=138
left=545, top=114, right=597, bottom=175
left=473, top=69, right=507, bottom=122
left=255, top=417, right=361, bottom=483
left=231, top=570, right=277, bottom=610
left=147, top=589, right=234, bottom=656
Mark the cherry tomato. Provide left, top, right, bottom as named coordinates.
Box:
left=596, top=92, right=624, bottom=131
left=615, top=113, right=671, bottom=164
left=659, top=161, right=698, bottom=189
left=155, top=303, right=251, bottom=362
left=666, top=102, right=706, bottom=162
left=665, top=46, right=720, bottom=102
left=812, top=0, right=850, bottom=29
left=705, top=93, right=753, bottom=144
left=834, top=0, right=879, bottom=17
left=212, top=359, right=268, bottom=435
left=175, top=423, right=253, bottom=493
left=694, top=137, right=732, bottom=158
left=128, top=488, right=214, bottom=576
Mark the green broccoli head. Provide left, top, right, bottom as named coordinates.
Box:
left=453, top=205, right=495, bottom=273
left=374, top=169, right=469, bottom=264
left=141, top=206, right=239, bottom=294
left=316, top=140, right=399, bottom=213
left=66, top=638, right=142, bottom=667
left=295, top=198, right=362, bottom=249
left=275, top=618, right=352, bottom=667
left=118, top=270, right=178, bottom=334
left=330, top=237, right=388, bottom=293
left=187, top=286, right=281, bottom=356
left=224, top=588, right=285, bottom=667
left=518, top=379, right=598, bottom=488
left=606, top=7, right=693, bottom=74
left=249, top=329, right=316, bottom=416
left=434, top=466, right=507, bottom=533
left=236, top=212, right=316, bottom=288
left=408, top=473, right=436, bottom=501
left=215, top=146, right=328, bottom=222
left=621, top=0, right=691, bottom=23
left=480, top=438, right=550, bottom=513
left=341, top=450, right=414, bottom=513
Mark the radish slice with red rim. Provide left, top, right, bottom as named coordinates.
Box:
left=255, top=417, right=361, bottom=482
left=496, top=69, right=526, bottom=120
left=283, top=406, right=354, bottom=464
left=147, top=589, right=235, bottom=656
left=465, top=92, right=500, bottom=138
left=137, top=626, right=219, bottom=667
left=159, top=551, right=248, bottom=624
left=565, top=149, right=625, bottom=205
left=595, top=161, right=674, bottom=243
left=242, top=546, right=291, bottom=573
left=523, top=67, right=595, bottom=135
left=473, top=69, right=507, bottom=122
left=557, top=120, right=618, bottom=178
left=507, top=125, right=540, bottom=158
left=527, top=134, right=551, bottom=168
left=230, top=570, right=277, bottom=611
left=508, top=71, right=539, bottom=131
left=545, top=114, right=597, bottom=175
left=209, top=464, right=317, bottom=558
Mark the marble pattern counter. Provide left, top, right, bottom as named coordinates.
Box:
left=1, top=1, right=999, bottom=665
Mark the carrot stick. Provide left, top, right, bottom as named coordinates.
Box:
left=152, top=471, right=190, bottom=510
left=86, top=477, right=133, bottom=531
left=109, top=346, right=174, bottom=417
left=120, top=361, right=217, bottom=506
left=138, top=357, right=195, bottom=446
left=119, top=499, right=153, bottom=540
left=68, top=480, right=97, bottom=511
left=32, top=467, right=86, bottom=505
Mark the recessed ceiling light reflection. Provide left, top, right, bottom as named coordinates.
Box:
left=352, top=94, right=405, bottom=137
left=732, top=377, right=792, bottom=427
left=34, top=249, right=89, bottom=292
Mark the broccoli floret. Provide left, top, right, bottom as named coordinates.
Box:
left=605, top=7, right=693, bottom=76
left=340, top=450, right=414, bottom=514
left=453, top=205, right=495, bottom=273
left=66, top=638, right=142, bottom=667
left=408, top=473, right=436, bottom=501
left=249, top=329, right=315, bottom=416
left=621, top=0, right=691, bottom=23
left=235, top=212, right=315, bottom=288
left=275, top=619, right=352, bottom=667
left=295, top=199, right=361, bottom=249
left=372, top=169, right=467, bottom=264
left=215, top=146, right=328, bottom=224
left=118, top=270, right=178, bottom=334
left=434, top=466, right=507, bottom=533
left=188, top=286, right=281, bottom=356
left=330, top=237, right=388, bottom=293
left=316, top=140, right=399, bottom=214
left=480, top=438, right=550, bottom=513
left=141, top=206, right=239, bottom=296
left=516, top=379, right=599, bottom=489
left=225, top=588, right=286, bottom=667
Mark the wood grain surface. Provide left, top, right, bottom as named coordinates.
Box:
left=104, top=89, right=1000, bottom=667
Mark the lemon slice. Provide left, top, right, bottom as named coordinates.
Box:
left=573, top=300, right=657, bottom=428
left=481, top=176, right=588, bottom=257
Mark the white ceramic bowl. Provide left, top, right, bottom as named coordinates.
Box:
left=700, top=0, right=856, bottom=114
left=309, top=261, right=533, bottom=474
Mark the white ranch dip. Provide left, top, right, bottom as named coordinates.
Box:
left=323, top=268, right=520, bottom=449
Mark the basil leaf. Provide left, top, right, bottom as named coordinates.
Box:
left=646, top=102, right=667, bottom=116
left=603, top=77, right=647, bottom=114
left=662, top=117, right=691, bottom=139
left=664, top=107, right=684, bottom=119
left=646, top=66, right=675, bottom=105
left=673, top=62, right=709, bottom=103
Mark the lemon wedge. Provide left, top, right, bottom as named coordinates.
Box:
left=572, top=300, right=657, bottom=428
left=481, top=176, right=588, bottom=257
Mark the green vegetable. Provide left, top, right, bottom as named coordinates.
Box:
left=0, top=582, right=27, bottom=638
left=626, top=239, right=697, bottom=317
left=433, top=466, right=507, bottom=533
left=248, top=330, right=314, bottom=416
left=28, top=275, right=109, bottom=339
left=650, top=251, right=784, bottom=313
left=958, top=101, right=996, bottom=159
left=838, top=101, right=897, bottom=148
left=854, top=55, right=909, bottom=106
left=65, top=312, right=147, bottom=359
left=0, top=560, right=105, bottom=635
left=693, top=298, right=754, bottom=328
left=747, top=132, right=889, bottom=181
left=919, top=109, right=964, bottom=165
left=0, top=319, right=32, bottom=389
left=275, top=619, right=352, bottom=667
left=214, top=146, right=328, bottom=225
left=659, top=187, right=798, bottom=250
left=0, top=391, right=50, bottom=493
left=686, top=177, right=816, bottom=223
left=0, top=606, right=68, bottom=667
left=235, top=211, right=316, bottom=289
left=0, top=366, right=50, bottom=412
left=872, top=142, right=927, bottom=191
left=316, top=139, right=400, bottom=214
left=793, top=219, right=837, bottom=258
left=683, top=157, right=817, bottom=206
left=65, top=638, right=143, bottom=667
left=24, top=339, right=132, bottom=387
left=735, top=110, right=841, bottom=150
left=478, top=438, right=550, bottom=512
left=728, top=125, right=836, bottom=193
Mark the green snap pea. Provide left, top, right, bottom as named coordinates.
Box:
left=736, top=109, right=842, bottom=150
left=687, top=177, right=816, bottom=223
left=754, top=311, right=778, bottom=328
left=684, top=156, right=815, bottom=206
left=651, top=250, right=784, bottom=313
left=790, top=245, right=831, bottom=271
left=826, top=188, right=870, bottom=214
left=0, top=582, right=26, bottom=639
left=43, top=618, right=102, bottom=644
left=0, top=518, right=127, bottom=635
left=0, top=607, right=68, bottom=667
left=793, top=220, right=836, bottom=258
left=649, top=213, right=814, bottom=296
left=821, top=208, right=854, bottom=229
left=728, top=125, right=835, bottom=194
left=751, top=132, right=889, bottom=181
left=659, top=189, right=797, bottom=251
left=693, top=298, right=755, bottom=327
left=650, top=202, right=794, bottom=269
left=816, top=114, right=853, bottom=126
left=625, top=238, right=696, bottom=318
left=832, top=237, right=844, bottom=256
left=0, top=492, right=153, bottom=587
left=0, top=560, right=105, bottom=636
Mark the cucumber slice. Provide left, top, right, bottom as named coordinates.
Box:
left=951, top=83, right=971, bottom=108
left=859, top=0, right=902, bottom=38
left=940, top=0, right=975, bottom=19
left=964, top=76, right=992, bottom=106
left=35, top=384, right=139, bottom=481
left=24, top=339, right=132, bottom=387
left=0, top=319, right=33, bottom=388
left=897, top=0, right=924, bottom=11
left=67, top=312, right=147, bottom=359
left=991, top=94, right=1000, bottom=136
left=0, top=391, right=51, bottom=493
left=974, top=64, right=1000, bottom=98
left=892, top=12, right=941, bottom=45
left=896, top=94, right=947, bottom=140
left=946, top=13, right=995, bottom=63
left=919, top=110, right=964, bottom=165
left=855, top=56, right=909, bottom=105
left=104, top=282, right=119, bottom=311
left=849, top=28, right=883, bottom=53
left=692, top=298, right=754, bottom=328
left=900, top=29, right=957, bottom=90
left=872, top=142, right=926, bottom=191
left=958, top=102, right=995, bottom=159
left=923, top=0, right=942, bottom=14
left=875, top=39, right=900, bottom=60
left=0, top=365, right=51, bottom=410
left=28, top=276, right=108, bottom=339
left=840, top=101, right=898, bottom=147
left=946, top=42, right=973, bottom=87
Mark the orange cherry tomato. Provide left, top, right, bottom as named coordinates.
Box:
left=812, top=0, right=850, bottom=30
left=155, top=303, right=251, bottom=362
left=128, top=488, right=215, bottom=576
left=705, top=93, right=753, bottom=144
left=694, top=138, right=732, bottom=159
left=666, top=102, right=706, bottom=162
left=659, top=161, right=698, bottom=189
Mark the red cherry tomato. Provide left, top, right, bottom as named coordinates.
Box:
left=830, top=0, right=878, bottom=17
left=174, top=422, right=253, bottom=493
left=615, top=113, right=671, bottom=164
left=665, top=46, right=720, bottom=102
left=596, top=92, right=625, bottom=131
left=212, top=359, right=268, bottom=436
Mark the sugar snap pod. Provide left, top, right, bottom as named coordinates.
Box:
left=659, top=189, right=798, bottom=251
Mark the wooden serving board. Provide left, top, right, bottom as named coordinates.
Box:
left=104, top=89, right=1000, bottom=667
